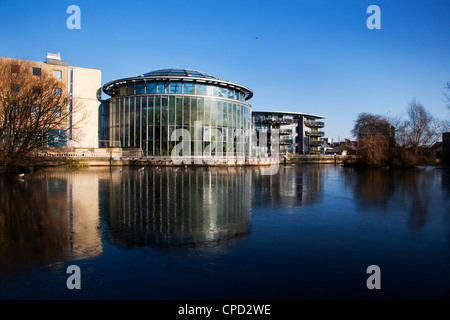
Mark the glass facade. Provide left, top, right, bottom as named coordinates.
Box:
left=104, top=72, right=252, bottom=158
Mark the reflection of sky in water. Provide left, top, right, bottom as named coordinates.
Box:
left=0, top=165, right=449, bottom=300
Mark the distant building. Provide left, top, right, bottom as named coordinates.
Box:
left=325, top=140, right=357, bottom=155
left=251, top=111, right=325, bottom=155
left=1, top=53, right=102, bottom=148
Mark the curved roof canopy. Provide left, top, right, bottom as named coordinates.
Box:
left=103, top=68, right=253, bottom=100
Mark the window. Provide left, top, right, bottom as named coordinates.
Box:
left=163, top=83, right=169, bottom=93
left=146, top=82, right=156, bottom=94
left=52, top=88, right=61, bottom=96
left=48, top=130, right=66, bottom=148
left=195, top=84, right=207, bottom=95
left=136, top=83, right=145, bottom=94
left=52, top=106, right=62, bottom=117
left=183, top=83, right=195, bottom=94
left=32, top=86, right=42, bottom=95
left=11, top=104, right=19, bottom=116
left=218, top=87, right=227, bottom=97
left=11, top=65, right=20, bottom=74
left=126, top=85, right=135, bottom=95
left=170, top=82, right=182, bottom=94
left=53, top=70, right=62, bottom=79
left=207, top=86, right=218, bottom=97
left=10, top=83, right=20, bottom=92
left=32, top=105, right=41, bottom=117
left=32, top=67, right=41, bottom=76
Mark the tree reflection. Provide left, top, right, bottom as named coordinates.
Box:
left=345, top=167, right=446, bottom=231
left=0, top=168, right=105, bottom=276
left=343, top=168, right=393, bottom=209
left=0, top=174, right=69, bottom=275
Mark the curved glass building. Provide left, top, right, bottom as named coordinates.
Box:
left=102, top=68, right=253, bottom=158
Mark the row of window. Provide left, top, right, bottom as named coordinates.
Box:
left=252, top=114, right=296, bottom=123
left=28, top=105, right=62, bottom=117
left=114, top=82, right=247, bottom=101
left=10, top=84, right=62, bottom=96
left=9, top=105, right=61, bottom=118
left=108, top=96, right=251, bottom=130
left=10, top=65, right=62, bottom=79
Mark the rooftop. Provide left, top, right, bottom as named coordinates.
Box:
left=252, top=110, right=325, bottom=119
left=103, top=68, right=253, bottom=100
left=139, top=68, right=218, bottom=79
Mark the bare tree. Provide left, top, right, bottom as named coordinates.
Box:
left=0, top=58, right=84, bottom=171
left=404, top=99, right=440, bottom=155
left=387, top=115, right=408, bottom=148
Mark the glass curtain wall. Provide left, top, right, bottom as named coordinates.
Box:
left=107, top=82, right=251, bottom=157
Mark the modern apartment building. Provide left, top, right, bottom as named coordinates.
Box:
left=251, top=111, right=325, bottom=155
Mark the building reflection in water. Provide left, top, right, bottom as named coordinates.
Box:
left=103, top=167, right=252, bottom=250
left=250, top=164, right=326, bottom=208
left=0, top=164, right=326, bottom=276
left=0, top=168, right=105, bottom=275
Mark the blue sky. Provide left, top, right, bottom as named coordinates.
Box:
left=1, top=0, right=449, bottom=141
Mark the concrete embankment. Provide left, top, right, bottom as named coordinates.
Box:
left=285, top=154, right=346, bottom=164
left=4, top=149, right=346, bottom=170
left=53, top=154, right=346, bottom=167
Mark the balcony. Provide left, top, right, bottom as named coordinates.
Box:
left=254, top=116, right=296, bottom=125
left=308, top=140, right=323, bottom=146
left=308, top=131, right=324, bottom=137
left=305, top=120, right=324, bottom=128
left=279, top=129, right=293, bottom=135
left=279, top=136, right=295, bottom=145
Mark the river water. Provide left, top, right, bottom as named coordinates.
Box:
left=0, top=164, right=449, bottom=300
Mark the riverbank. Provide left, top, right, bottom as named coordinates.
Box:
left=286, top=154, right=346, bottom=164
left=1, top=150, right=347, bottom=173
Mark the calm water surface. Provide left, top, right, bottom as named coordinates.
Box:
left=0, top=164, right=449, bottom=300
